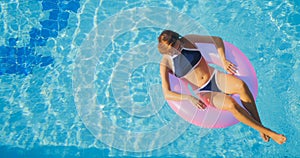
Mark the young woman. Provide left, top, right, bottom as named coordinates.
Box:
left=158, top=30, right=286, bottom=144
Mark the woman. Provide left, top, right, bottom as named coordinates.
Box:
left=158, top=30, right=286, bottom=144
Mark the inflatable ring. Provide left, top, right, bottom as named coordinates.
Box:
left=167, top=41, right=258, bottom=128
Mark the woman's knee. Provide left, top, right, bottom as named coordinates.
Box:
left=223, top=96, right=239, bottom=111
left=235, top=79, right=249, bottom=94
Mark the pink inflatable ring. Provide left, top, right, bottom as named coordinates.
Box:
left=167, top=41, right=258, bottom=128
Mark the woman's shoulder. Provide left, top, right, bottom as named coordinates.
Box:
left=160, top=55, right=172, bottom=69
left=182, top=34, right=221, bottom=47
left=181, top=34, right=200, bottom=48
left=161, top=55, right=171, bottom=64
left=160, top=55, right=174, bottom=75
left=182, top=34, right=204, bottom=42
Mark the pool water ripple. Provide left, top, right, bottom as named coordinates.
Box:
left=0, top=0, right=299, bottom=157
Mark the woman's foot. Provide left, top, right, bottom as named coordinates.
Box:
left=260, top=132, right=270, bottom=142
left=257, top=121, right=270, bottom=142
left=269, top=133, right=287, bottom=144
left=255, top=120, right=270, bottom=142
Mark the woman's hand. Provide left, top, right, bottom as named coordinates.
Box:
left=223, top=59, right=237, bottom=74
left=188, top=96, right=206, bottom=110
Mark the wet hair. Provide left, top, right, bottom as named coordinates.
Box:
left=157, top=30, right=181, bottom=54
left=158, top=30, right=181, bottom=45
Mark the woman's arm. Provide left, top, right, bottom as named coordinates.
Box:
left=184, top=35, right=225, bottom=59
left=184, top=35, right=237, bottom=74
left=160, top=56, right=206, bottom=109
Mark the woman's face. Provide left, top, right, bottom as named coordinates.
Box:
left=159, top=39, right=181, bottom=55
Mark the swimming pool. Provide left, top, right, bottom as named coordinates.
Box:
left=0, top=0, right=299, bottom=157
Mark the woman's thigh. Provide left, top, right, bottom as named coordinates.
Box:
left=200, top=91, right=236, bottom=111
left=215, top=71, right=245, bottom=95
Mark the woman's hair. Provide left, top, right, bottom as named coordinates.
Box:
left=157, top=30, right=181, bottom=54
left=158, top=30, right=180, bottom=45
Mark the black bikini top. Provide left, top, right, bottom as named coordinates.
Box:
left=172, top=48, right=202, bottom=78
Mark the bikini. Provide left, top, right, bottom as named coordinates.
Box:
left=171, top=47, right=222, bottom=93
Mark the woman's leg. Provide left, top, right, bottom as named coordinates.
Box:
left=215, top=71, right=269, bottom=140
left=215, top=71, right=269, bottom=141
left=201, top=91, right=286, bottom=144
left=215, top=72, right=260, bottom=118
left=214, top=71, right=286, bottom=143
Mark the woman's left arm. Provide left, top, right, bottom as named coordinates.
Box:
left=184, top=34, right=237, bottom=74
left=213, top=36, right=237, bottom=74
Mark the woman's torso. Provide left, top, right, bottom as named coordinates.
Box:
left=163, top=37, right=214, bottom=88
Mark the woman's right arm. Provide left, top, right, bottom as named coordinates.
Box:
left=160, top=57, right=206, bottom=109
left=160, top=57, right=190, bottom=101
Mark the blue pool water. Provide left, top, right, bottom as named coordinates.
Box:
left=0, top=0, right=299, bottom=157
